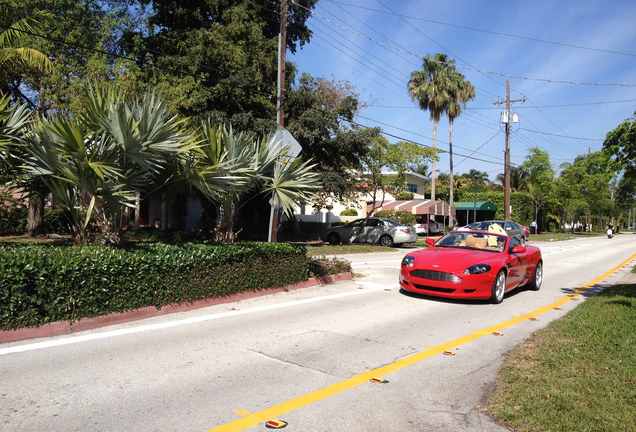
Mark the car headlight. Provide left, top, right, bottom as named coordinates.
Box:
left=402, top=255, right=415, bottom=267
left=464, top=264, right=491, bottom=275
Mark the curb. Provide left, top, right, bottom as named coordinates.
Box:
left=0, top=272, right=353, bottom=344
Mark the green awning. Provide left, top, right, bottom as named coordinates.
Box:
left=454, top=201, right=496, bottom=212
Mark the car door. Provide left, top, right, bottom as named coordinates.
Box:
left=348, top=219, right=365, bottom=243
left=507, top=236, right=527, bottom=288
left=362, top=218, right=383, bottom=244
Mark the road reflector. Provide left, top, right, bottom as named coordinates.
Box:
left=442, top=351, right=456, bottom=356
left=265, top=419, right=288, bottom=429
left=369, top=377, right=389, bottom=384
left=492, top=331, right=504, bottom=336
left=554, top=307, right=562, bottom=310
left=529, top=317, right=538, bottom=321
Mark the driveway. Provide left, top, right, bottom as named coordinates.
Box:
left=1, top=235, right=635, bottom=431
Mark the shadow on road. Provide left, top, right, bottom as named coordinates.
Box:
left=398, top=285, right=529, bottom=305
left=560, top=281, right=636, bottom=299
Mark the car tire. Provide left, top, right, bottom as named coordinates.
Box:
left=491, top=270, right=506, bottom=304
left=528, top=261, right=543, bottom=291
left=379, top=235, right=393, bottom=247
left=327, top=233, right=341, bottom=245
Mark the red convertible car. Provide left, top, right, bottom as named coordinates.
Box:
left=400, top=230, right=543, bottom=303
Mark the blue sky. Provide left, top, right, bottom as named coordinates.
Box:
left=290, top=0, right=636, bottom=179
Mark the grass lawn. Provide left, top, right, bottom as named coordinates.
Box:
left=528, top=232, right=604, bottom=242
left=488, top=282, right=636, bottom=432
left=306, top=243, right=398, bottom=256
left=0, top=234, right=68, bottom=245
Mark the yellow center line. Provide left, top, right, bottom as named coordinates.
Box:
left=210, top=252, right=636, bottom=432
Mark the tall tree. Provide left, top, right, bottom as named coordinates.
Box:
left=445, top=65, right=475, bottom=224
left=121, top=0, right=317, bottom=129
left=0, top=13, right=52, bottom=98
left=408, top=53, right=453, bottom=201
left=286, top=73, right=378, bottom=208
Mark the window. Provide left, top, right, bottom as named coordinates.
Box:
left=406, top=183, right=418, bottom=193
left=504, top=222, right=513, bottom=231
left=366, top=218, right=381, bottom=227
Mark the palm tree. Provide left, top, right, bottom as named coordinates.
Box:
left=20, top=86, right=189, bottom=244
left=0, top=94, right=30, bottom=177
left=0, top=14, right=52, bottom=95
left=497, top=166, right=529, bottom=191
left=186, top=123, right=320, bottom=242
left=445, top=68, right=475, bottom=226
left=408, top=53, right=453, bottom=201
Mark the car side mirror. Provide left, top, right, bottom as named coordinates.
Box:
left=511, top=244, right=526, bottom=254
left=425, top=237, right=436, bottom=248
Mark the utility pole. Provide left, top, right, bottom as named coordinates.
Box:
left=268, top=0, right=288, bottom=243
left=276, top=0, right=288, bottom=128
left=494, top=80, right=525, bottom=220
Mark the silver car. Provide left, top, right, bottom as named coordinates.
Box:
left=324, top=218, right=417, bottom=247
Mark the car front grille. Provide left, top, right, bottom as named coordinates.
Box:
left=412, top=284, right=455, bottom=294
left=410, top=269, right=458, bottom=282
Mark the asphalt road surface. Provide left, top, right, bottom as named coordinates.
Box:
left=2, top=234, right=635, bottom=432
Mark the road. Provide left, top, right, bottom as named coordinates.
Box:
left=1, top=235, right=635, bottom=432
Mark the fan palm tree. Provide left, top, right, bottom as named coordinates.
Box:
left=445, top=69, right=475, bottom=225
left=0, top=94, right=30, bottom=176
left=0, top=14, right=52, bottom=90
left=20, top=86, right=190, bottom=244
left=408, top=53, right=453, bottom=201
left=186, top=123, right=320, bottom=242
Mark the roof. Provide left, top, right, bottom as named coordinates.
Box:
left=381, top=171, right=429, bottom=181
left=454, top=201, right=497, bottom=211
left=368, top=199, right=455, bottom=216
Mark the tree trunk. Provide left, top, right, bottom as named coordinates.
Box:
left=217, top=199, right=236, bottom=243
left=448, top=119, right=454, bottom=227
left=26, top=195, right=44, bottom=236
left=431, top=120, right=438, bottom=202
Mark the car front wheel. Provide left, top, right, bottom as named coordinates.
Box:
left=528, top=261, right=543, bottom=291
left=379, top=235, right=393, bottom=247
left=491, top=270, right=506, bottom=304
left=327, top=233, right=341, bottom=245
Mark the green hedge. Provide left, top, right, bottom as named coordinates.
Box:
left=0, top=242, right=308, bottom=330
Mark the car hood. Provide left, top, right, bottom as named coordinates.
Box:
left=408, top=247, right=503, bottom=272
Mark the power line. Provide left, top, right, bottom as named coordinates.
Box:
left=372, top=0, right=503, bottom=99
left=319, top=1, right=636, bottom=89
left=356, top=113, right=503, bottom=162
left=366, top=97, right=636, bottom=110
left=290, top=0, right=501, bottom=100
left=520, top=128, right=604, bottom=141
left=455, top=130, right=501, bottom=168
left=325, top=0, right=636, bottom=58
left=349, top=118, right=517, bottom=167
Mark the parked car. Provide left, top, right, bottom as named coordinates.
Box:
left=324, top=217, right=417, bottom=247
left=414, top=217, right=444, bottom=235
left=400, top=230, right=543, bottom=304
left=463, top=220, right=530, bottom=241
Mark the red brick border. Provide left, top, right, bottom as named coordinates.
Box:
left=0, top=272, right=352, bottom=344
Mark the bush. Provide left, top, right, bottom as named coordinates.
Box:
left=395, top=191, right=414, bottom=200
left=0, top=242, right=308, bottom=329
left=308, top=257, right=352, bottom=277
left=41, top=208, right=72, bottom=234
left=0, top=190, right=27, bottom=235
left=375, top=209, right=416, bottom=225
left=340, top=208, right=358, bottom=216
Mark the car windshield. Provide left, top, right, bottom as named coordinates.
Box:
left=436, top=231, right=506, bottom=252
left=383, top=219, right=399, bottom=226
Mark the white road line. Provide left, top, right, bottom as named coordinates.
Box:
left=0, top=286, right=387, bottom=357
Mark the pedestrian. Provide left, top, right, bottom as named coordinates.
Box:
left=530, top=220, right=537, bottom=235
